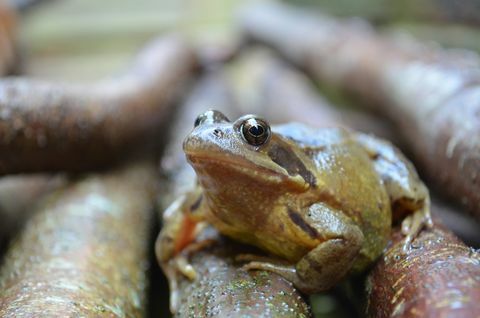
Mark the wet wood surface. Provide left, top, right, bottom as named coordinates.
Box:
left=0, top=36, right=197, bottom=175
left=0, top=162, right=158, bottom=317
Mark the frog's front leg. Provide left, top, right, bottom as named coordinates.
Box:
left=155, top=188, right=208, bottom=312
left=355, top=133, right=433, bottom=252
left=243, top=203, right=364, bottom=294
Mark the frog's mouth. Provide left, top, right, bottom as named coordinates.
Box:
left=185, top=152, right=309, bottom=190
left=186, top=152, right=280, bottom=176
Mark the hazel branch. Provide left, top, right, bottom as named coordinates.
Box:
left=0, top=35, right=198, bottom=175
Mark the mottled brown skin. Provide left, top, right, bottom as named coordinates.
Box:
left=156, top=111, right=432, bottom=311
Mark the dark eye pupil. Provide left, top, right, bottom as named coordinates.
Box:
left=248, top=125, right=264, bottom=136
left=194, top=116, right=203, bottom=127
left=240, top=117, right=271, bottom=146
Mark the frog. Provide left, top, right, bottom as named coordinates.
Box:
left=156, top=110, right=433, bottom=311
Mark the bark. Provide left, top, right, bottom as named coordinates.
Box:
left=0, top=162, right=157, bottom=317
left=174, top=234, right=311, bottom=318
left=0, top=35, right=198, bottom=175
left=0, top=3, right=17, bottom=76
left=252, top=51, right=398, bottom=142
left=0, top=174, right=65, bottom=253
left=157, top=70, right=311, bottom=317
left=252, top=54, right=480, bottom=316
left=366, top=221, right=480, bottom=318
left=240, top=3, right=480, bottom=219
left=197, top=39, right=244, bottom=68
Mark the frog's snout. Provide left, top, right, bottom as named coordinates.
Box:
left=183, top=124, right=231, bottom=156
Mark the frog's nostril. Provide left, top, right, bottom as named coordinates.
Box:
left=213, top=129, right=222, bottom=137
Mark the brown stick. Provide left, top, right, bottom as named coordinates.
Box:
left=0, top=174, right=65, bottom=253
left=253, top=51, right=398, bottom=141
left=157, top=70, right=311, bottom=317
left=0, top=162, right=157, bottom=317
left=366, top=221, right=480, bottom=317
left=174, top=234, right=311, bottom=317
left=0, top=3, right=17, bottom=76
left=0, top=35, right=198, bottom=175
left=252, top=53, right=480, bottom=317
left=240, top=3, right=480, bottom=219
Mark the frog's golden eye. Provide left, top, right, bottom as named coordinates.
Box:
left=240, top=117, right=271, bottom=146
left=194, top=110, right=229, bottom=127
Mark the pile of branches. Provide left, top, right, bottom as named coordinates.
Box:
left=0, top=2, right=479, bottom=317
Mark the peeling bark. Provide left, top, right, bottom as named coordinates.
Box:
left=0, top=35, right=198, bottom=175
left=240, top=3, right=480, bottom=219
left=0, top=162, right=157, bottom=317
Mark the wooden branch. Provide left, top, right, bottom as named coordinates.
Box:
left=366, top=221, right=480, bottom=317
left=252, top=51, right=399, bottom=142
left=240, top=3, right=480, bottom=219
left=0, top=162, right=157, bottom=317
left=0, top=35, right=198, bottom=175
left=0, top=174, right=65, bottom=253
left=0, top=3, right=17, bottom=75
left=157, top=70, right=311, bottom=317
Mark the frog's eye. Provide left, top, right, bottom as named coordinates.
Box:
left=194, top=110, right=230, bottom=127
left=240, top=117, right=271, bottom=146
left=194, top=114, right=207, bottom=127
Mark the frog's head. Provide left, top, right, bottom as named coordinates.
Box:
left=184, top=110, right=316, bottom=196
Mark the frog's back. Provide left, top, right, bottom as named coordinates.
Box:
left=273, top=123, right=391, bottom=271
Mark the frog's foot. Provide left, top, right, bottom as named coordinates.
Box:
left=401, top=203, right=433, bottom=253
left=242, top=261, right=326, bottom=295
left=242, top=261, right=300, bottom=287
left=162, top=264, right=182, bottom=313
left=164, top=239, right=216, bottom=313
left=174, top=238, right=217, bottom=279
left=173, top=254, right=197, bottom=280
left=236, top=253, right=289, bottom=265
left=240, top=257, right=319, bottom=293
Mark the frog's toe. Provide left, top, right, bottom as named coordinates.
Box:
left=401, top=215, right=412, bottom=236
left=169, top=286, right=180, bottom=313
left=236, top=253, right=287, bottom=264
left=162, top=266, right=182, bottom=313
left=174, top=255, right=197, bottom=280
left=400, top=207, right=433, bottom=254
left=242, top=261, right=297, bottom=281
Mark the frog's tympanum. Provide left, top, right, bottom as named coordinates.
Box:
left=156, top=110, right=432, bottom=311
